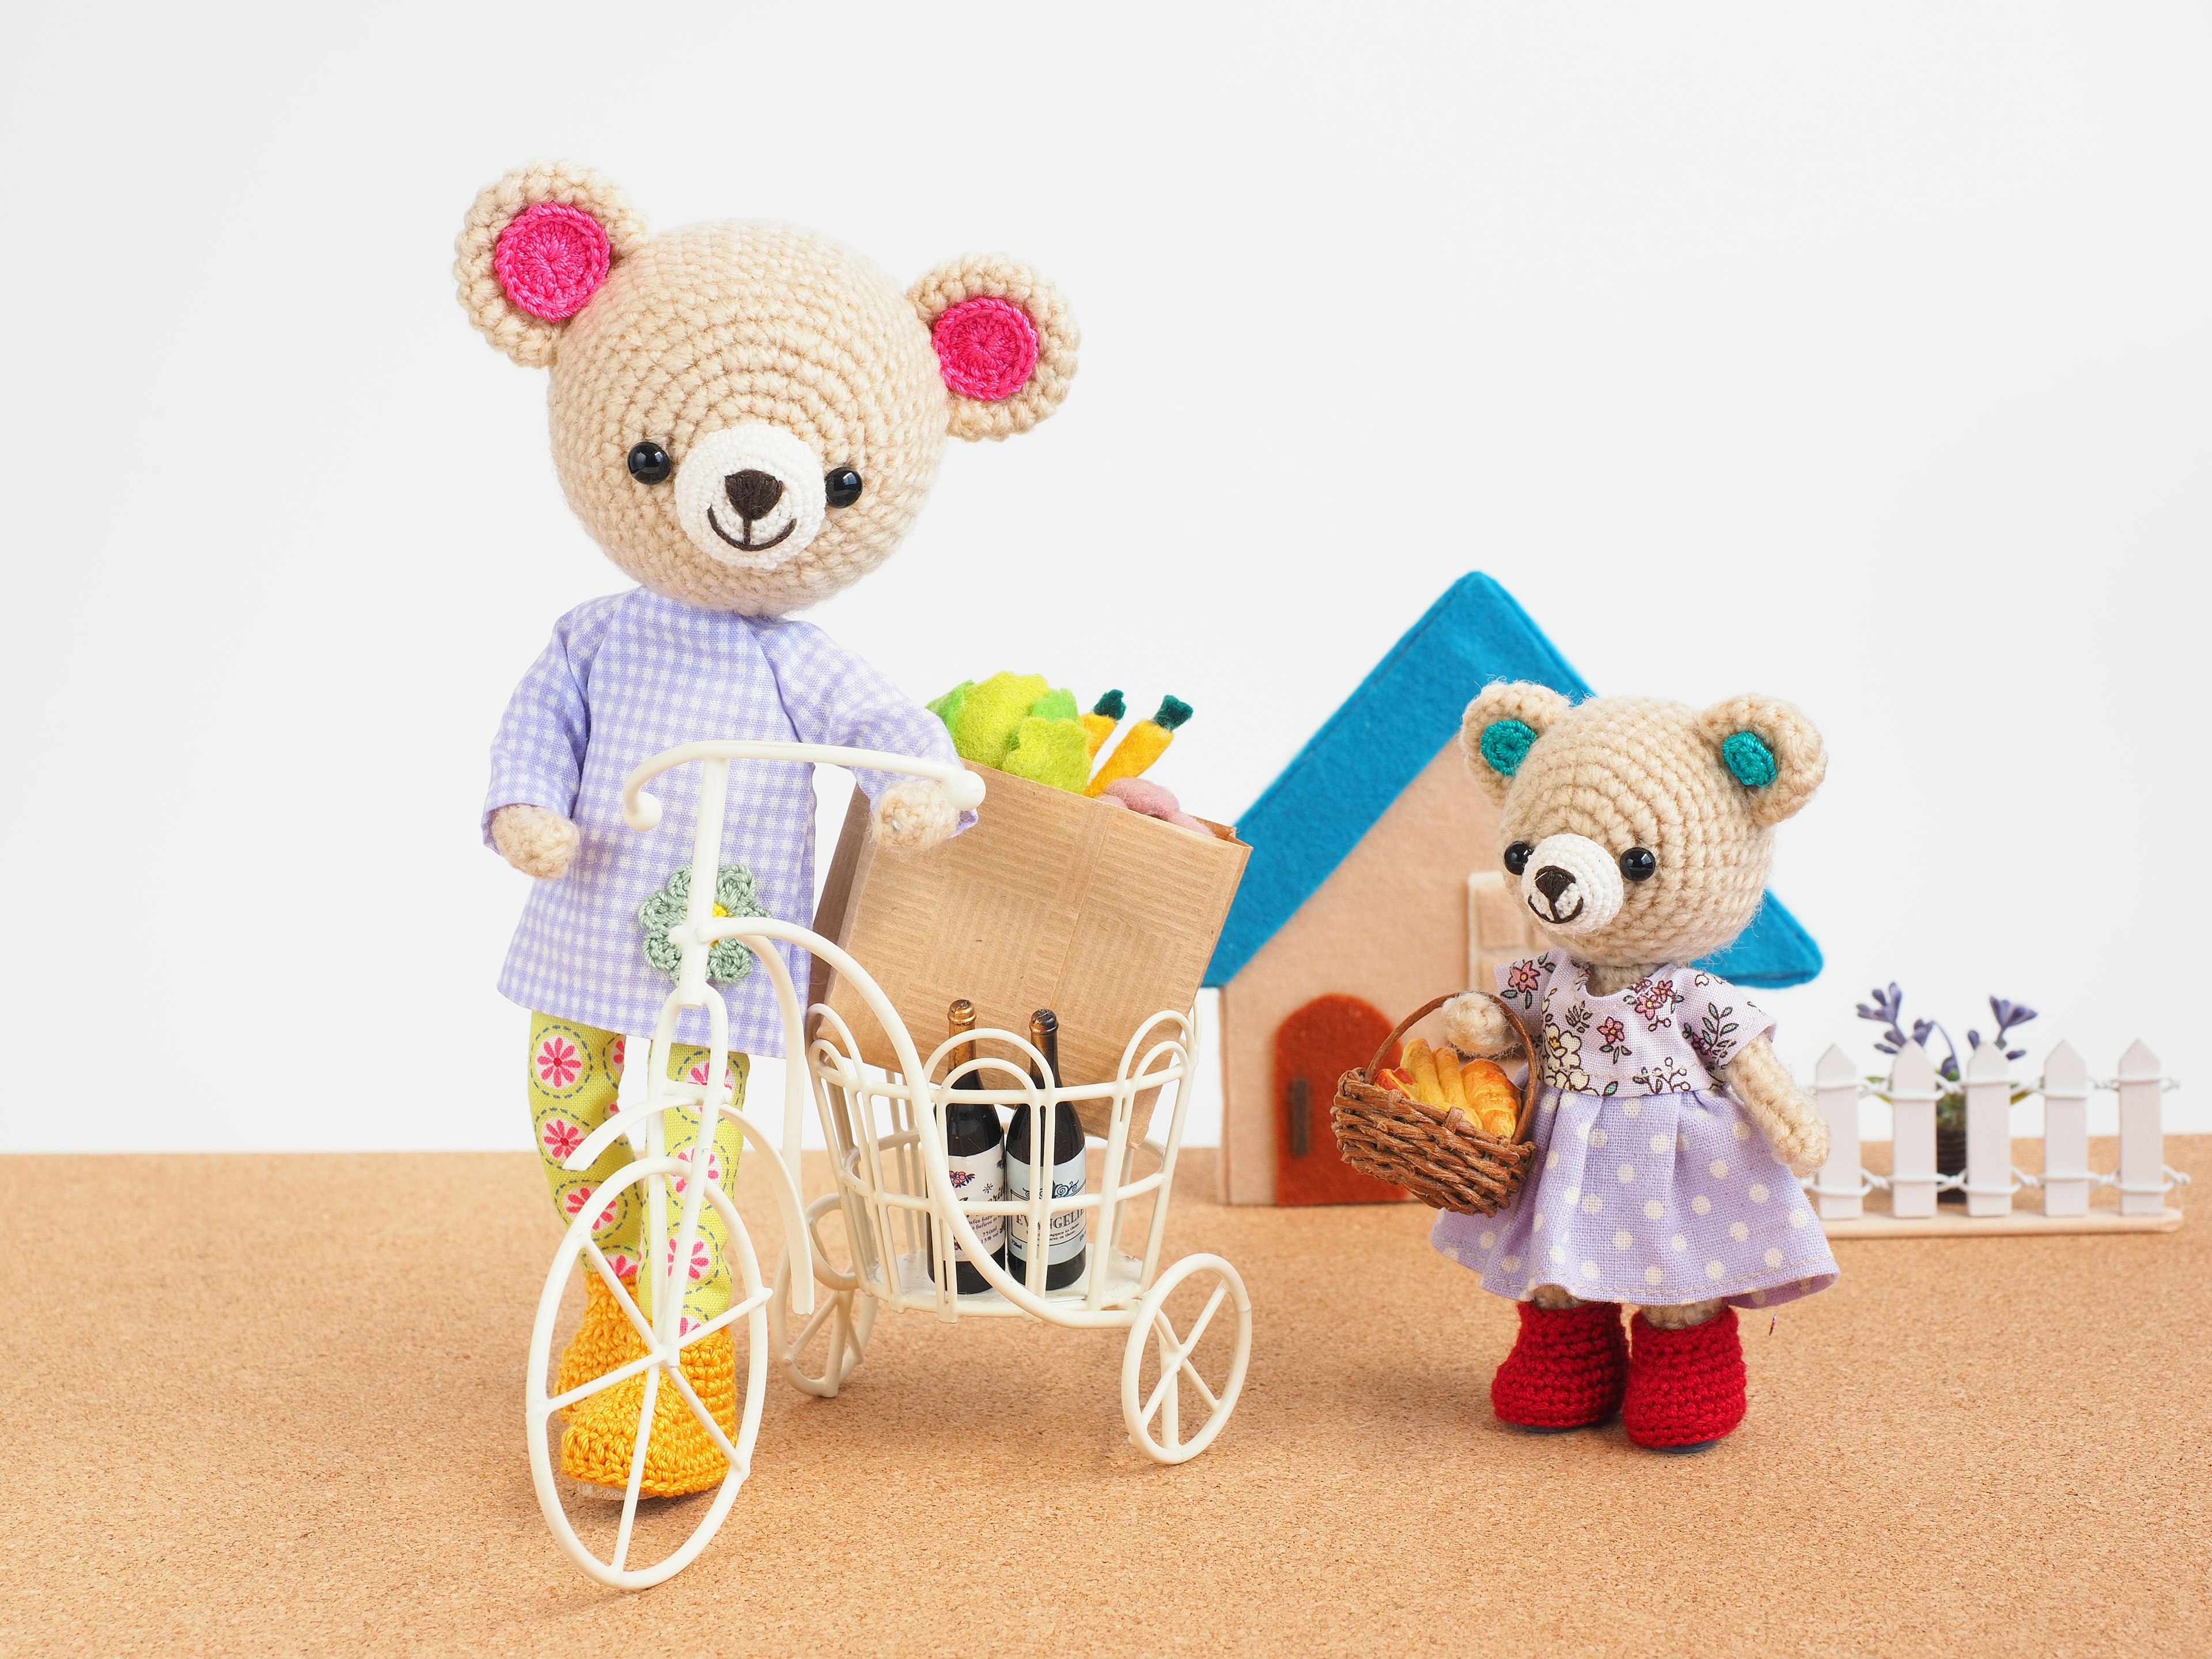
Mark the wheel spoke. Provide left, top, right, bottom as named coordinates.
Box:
left=677, top=1286, right=772, bottom=1353
left=546, top=1347, right=660, bottom=1415
left=609, top=1365, right=660, bottom=1573
left=1156, top=1324, right=1180, bottom=1449
left=661, top=1357, right=744, bottom=1468
left=1138, top=1281, right=1228, bottom=1429
left=786, top=1294, right=838, bottom=1354
left=1139, top=1327, right=1180, bottom=1427
left=1179, top=1357, right=1219, bottom=1414
left=1179, top=1283, right=1229, bottom=1355
left=583, top=1241, right=655, bottom=1347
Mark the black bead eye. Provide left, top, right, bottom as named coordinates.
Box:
left=1619, top=847, right=1657, bottom=882
left=1503, top=840, right=1533, bottom=876
left=627, top=442, right=672, bottom=484
left=824, top=467, right=863, bottom=508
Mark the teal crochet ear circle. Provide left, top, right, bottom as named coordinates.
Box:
left=1722, top=730, right=1778, bottom=788
left=1479, top=718, right=1539, bottom=777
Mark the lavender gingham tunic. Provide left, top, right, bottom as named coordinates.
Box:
left=1431, top=950, right=1840, bottom=1310
left=483, top=589, right=962, bottom=1054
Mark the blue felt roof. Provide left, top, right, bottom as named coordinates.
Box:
left=1203, top=572, right=1822, bottom=990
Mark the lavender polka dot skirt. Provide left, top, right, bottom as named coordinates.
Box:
left=1431, top=1088, right=1839, bottom=1309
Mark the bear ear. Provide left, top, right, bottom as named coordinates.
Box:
left=1698, top=694, right=1827, bottom=828
left=1460, top=681, right=1572, bottom=805
left=454, top=162, right=649, bottom=369
left=910, top=256, right=1078, bottom=441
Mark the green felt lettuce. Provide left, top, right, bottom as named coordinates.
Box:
left=1001, top=715, right=1091, bottom=791
left=930, top=671, right=1084, bottom=771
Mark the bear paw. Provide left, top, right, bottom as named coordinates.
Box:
left=1776, top=1118, right=1831, bottom=1178
left=492, top=804, right=580, bottom=878
left=1442, top=993, right=1520, bottom=1058
left=872, top=779, right=957, bottom=853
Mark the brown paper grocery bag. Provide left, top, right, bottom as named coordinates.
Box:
left=807, top=763, right=1249, bottom=1143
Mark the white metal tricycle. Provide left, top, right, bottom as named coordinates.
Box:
left=525, top=740, right=1252, bottom=1589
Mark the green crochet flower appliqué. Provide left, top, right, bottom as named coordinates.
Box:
left=638, top=863, right=768, bottom=984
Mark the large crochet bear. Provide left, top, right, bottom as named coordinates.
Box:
left=457, top=161, right=1076, bottom=1496
left=1435, top=684, right=1834, bottom=1450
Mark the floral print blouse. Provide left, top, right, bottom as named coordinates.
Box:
left=1494, top=949, right=1772, bottom=1098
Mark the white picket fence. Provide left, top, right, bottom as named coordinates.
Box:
left=1807, top=1038, right=2190, bottom=1237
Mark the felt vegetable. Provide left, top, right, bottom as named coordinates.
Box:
left=1097, top=777, right=1213, bottom=836
left=939, top=671, right=1052, bottom=767
left=1001, top=714, right=1091, bottom=791
left=932, top=671, right=1088, bottom=775
left=1029, top=685, right=1079, bottom=724
left=1084, top=695, right=1192, bottom=796
left=1082, top=689, right=1126, bottom=758
left=926, top=679, right=973, bottom=733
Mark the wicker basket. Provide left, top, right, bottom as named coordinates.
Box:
left=1329, top=993, right=1540, bottom=1217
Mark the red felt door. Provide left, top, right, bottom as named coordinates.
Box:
left=1274, top=994, right=1410, bottom=1206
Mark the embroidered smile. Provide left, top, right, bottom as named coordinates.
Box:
left=706, top=507, right=795, bottom=554
left=1530, top=893, right=1585, bottom=925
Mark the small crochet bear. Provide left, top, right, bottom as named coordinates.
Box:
left=457, top=161, right=1077, bottom=1495
left=1437, top=684, right=1836, bottom=1450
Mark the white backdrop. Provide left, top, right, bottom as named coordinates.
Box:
left=2, top=3, right=2205, bottom=1153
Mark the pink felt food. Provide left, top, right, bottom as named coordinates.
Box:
left=493, top=202, right=612, bottom=321
left=930, top=296, right=1039, bottom=401
left=1102, top=778, right=1213, bottom=837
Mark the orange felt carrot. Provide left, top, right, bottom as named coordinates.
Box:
left=1081, top=689, right=1126, bottom=759
left=1084, top=695, right=1192, bottom=796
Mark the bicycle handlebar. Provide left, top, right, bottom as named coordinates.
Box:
left=620, top=740, right=986, bottom=832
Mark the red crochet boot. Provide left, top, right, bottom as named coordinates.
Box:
left=1623, top=1305, right=1747, bottom=1450
left=1490, top=1300, right=1628, bottom=1430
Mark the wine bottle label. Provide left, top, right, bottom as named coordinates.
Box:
left=1006, top=1147, right=1086, bottom=1266
left=945, top=1145, right=1006, bottom=1254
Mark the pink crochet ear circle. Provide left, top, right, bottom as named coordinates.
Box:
left=493, top=202, right=612, bottom=321
left=930, top=296, right=1040, bottom=402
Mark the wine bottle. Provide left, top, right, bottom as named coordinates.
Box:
left=1006, top=1009, right=1086, bottom=1292
left=942, top=999, right=1006, bottom=1295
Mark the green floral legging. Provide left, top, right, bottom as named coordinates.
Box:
left=527, top=1013, right=748, bottom=1327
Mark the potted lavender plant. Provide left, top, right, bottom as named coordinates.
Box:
left=1856, top=985, right=2037, bottom=1203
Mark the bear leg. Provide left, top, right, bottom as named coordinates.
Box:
left=1490, top=1297, right=1627, bottom=1431
left=1623, top=1304, right=1747, bottom=1450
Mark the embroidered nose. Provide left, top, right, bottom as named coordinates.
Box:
left=723, top=469, right=784, bottom=521
left=1533, top=866, right=1578, bottom=905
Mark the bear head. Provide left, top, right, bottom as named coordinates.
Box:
left=1460, top=685, right=1826, bottom=969
left=454, top=161, right=1077, bottom=617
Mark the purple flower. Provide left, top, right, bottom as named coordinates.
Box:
left=1859, top=982, right=2037, bottom=1090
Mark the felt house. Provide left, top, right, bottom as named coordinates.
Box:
left=1203, top=573, right=1822, bottom=1206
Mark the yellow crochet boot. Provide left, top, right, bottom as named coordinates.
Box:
left=559, top=1325, right=737, bottom=1498
left=554, top=1272, right=650, bottom=1414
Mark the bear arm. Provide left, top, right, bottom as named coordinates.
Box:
left=1717, top=1033, right=1829, bottom=1176
left=872, top=778, right=957, bottom=853
left=491, top=803, right=580, bottom=878
left=1442, top=993, right=1522, bottom=1058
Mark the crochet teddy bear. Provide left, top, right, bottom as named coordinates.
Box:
left=457, top=161, right=1077, bottom=1496
left=1434, top=684, right=1835, bottom=1450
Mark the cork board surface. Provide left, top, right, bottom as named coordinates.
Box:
left=6, top=1138, right=2205, bottom=1657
